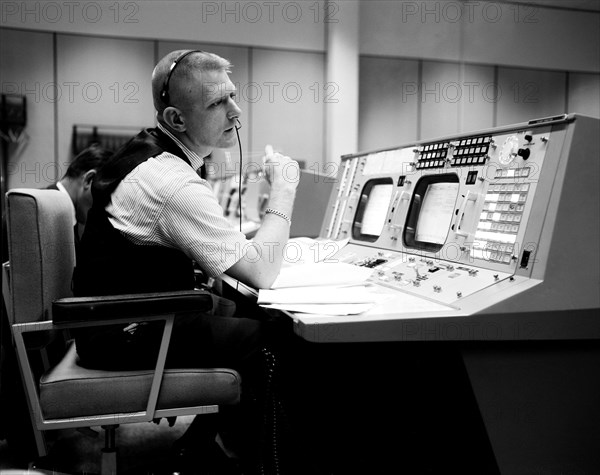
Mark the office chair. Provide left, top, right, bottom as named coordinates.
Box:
left=2, top=188, right=242, bottom=474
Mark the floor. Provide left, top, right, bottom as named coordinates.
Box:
left=0, top=417, right=192, bottom=474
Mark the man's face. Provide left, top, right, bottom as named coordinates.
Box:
left=177, top=69, right=241, bottom=154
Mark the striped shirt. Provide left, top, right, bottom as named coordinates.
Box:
left=106, top=125, right=250, bottom=277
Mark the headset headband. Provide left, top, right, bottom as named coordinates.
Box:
left=159, top=50, right=204, bottom=106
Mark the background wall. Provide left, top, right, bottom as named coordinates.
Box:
left=358, top=1, right=600, bottom=150
left=1, top=0, right=599, bottom=189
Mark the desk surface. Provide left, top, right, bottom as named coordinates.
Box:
left=219, top=275, right=600, bottom=343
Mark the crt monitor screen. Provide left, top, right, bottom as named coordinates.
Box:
left=352, top=178, right=394, bottom=242
left=403, top=174, right=459, bottom=252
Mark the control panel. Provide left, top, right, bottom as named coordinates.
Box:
left=318, top=114, right=600, bottom=317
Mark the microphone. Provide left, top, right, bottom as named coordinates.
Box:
left=235, top=118, right=242, bottom=130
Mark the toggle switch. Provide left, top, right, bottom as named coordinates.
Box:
left=517, top=148, right=531, bottom=160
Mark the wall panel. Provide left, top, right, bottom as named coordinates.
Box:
left=55, top=34, right=155, bottom=166
left=359, top=1, right=600, bottom=73
left=462, top=2, right=600, bottom=73
left=568, top=73, right=600, bottom=118
left=460, top=64, right=495, bottom=133
left=251, top=48, right=325, bottom=170
left=1, top=28, right=55, bottom=188
left=420, top=61, right=461, bottom=140
left=359, top=0, right=461, bottom=62
left=0, top=1, right=326, bottom=53
left=358, top=56, right=419, bottom=151
left=496, top=67, right=566, bottom=126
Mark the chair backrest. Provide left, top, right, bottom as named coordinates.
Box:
left=6, top=189, right=75, bottom=324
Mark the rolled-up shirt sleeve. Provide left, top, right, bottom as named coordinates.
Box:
left=157, top=178, right=251, bottom=277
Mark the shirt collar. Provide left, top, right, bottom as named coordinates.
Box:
left=56, top=181, right=77, bottom=226
left=157, top=122, right=204, bottom=171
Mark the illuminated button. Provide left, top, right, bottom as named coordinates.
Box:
left=514, top=215, right=521, bottom=223
left=520, top=168, right=530, bottom=177
left=472, top=249, right=484, bottom=259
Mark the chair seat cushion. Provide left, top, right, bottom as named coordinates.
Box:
left=39, top=343, right=241, bottom=420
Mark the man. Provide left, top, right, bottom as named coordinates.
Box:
left=47, top=143, right=113, bottom=246
left=73, top=50, right=299, bottom=472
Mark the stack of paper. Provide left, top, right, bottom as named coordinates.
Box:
left=271, top=261, right=372, bottom=289
left=259, top=284, right=389, bottom=315
left=258, top=261, right=380, bottom=316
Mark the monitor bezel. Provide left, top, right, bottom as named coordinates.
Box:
left=351, top=177, right=394, bottom=243
left=403, top=173, right=460, bottom=252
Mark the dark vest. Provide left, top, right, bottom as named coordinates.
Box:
left=73, top=128, right=196, bottom=297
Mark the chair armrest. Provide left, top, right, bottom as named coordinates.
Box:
left=52, top=289, right=213, bottom=323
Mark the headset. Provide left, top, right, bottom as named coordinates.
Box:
left=160, top=50, right=245, bottom=237
left=159, top=49, right=204, bottom=107
left=160, top=49, right=242, bottom=135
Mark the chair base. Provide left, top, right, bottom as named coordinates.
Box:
left=101, top=448, right=117, bottom=475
